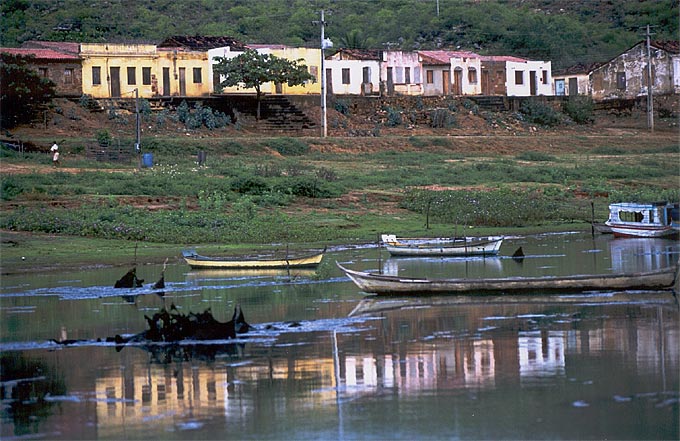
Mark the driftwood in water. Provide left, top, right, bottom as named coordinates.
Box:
left=512, top=246, right=525, bottom=262
left=114, top=267, right=144, bottom=288
left=114, top=305, right=250, bottom=345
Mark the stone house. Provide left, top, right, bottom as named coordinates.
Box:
left=590, top=40, right=679, bottom=101
left=2, top=42, right=82, bottom=97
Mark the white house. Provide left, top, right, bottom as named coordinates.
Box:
left=552, top=63, right=600, bottom=96
left=418, top=50, right=480, bottom=96
left=325, top=49, right=381, bottom=95
left=382, top=51, right=422, bottom=95
left=505, top=59, right=553, bottom=96
left=450, top=54, right=482, bottom=95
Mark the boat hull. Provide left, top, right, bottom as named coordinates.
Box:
left=381, top=235, right=503, bottom=257
left=337, top=262, right=677, bottom=295
left=608, top=223, right=678, bottom=238
left=183, top=250, right=324, bottom=269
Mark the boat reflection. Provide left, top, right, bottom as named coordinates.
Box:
left=382, top=256, right=503, bottom=278
left=609, top=237, right=678, bottom=273
left=185, top=268, right=317, bottom=282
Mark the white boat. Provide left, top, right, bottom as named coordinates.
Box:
left=381, top=234, right=503, bottom=257
left=604, top=202, right=679, bottom=238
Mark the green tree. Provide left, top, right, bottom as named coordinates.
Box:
left=0, top=52, right=56, bottom=129
left=213, top=49, right=314, bottom=120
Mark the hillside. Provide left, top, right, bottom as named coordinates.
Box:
left=2, top=0, right=677, bottom=69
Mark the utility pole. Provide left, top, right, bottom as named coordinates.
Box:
left=135, top=88, right=142, bottom=168
left=646, top=25, right=654, bottom=132
left=320, top=10, right=328, bottom=138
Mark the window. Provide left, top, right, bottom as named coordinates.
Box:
left=362, top=66, right=370, bottom=84
left=309, top=65, right=319, bottom=82
left=514, top=71, right=523, bottom=85
left=64, top=68, right=73, bottom=84
left=405, top=67, right=411, bottom=84
left=616, top=72, right=626, bottom=90
left=127, top=67, right=136, bottom=85
left=468, top=67, right=477, bottom=84
left=142, top=67, right=151, bottom=85
left=414, top=67, right=421, bottom=83
left=342, top=68, right=350, bottom=85
left=541, top=70, right=548, bottom=84
left=92, top=66, right=101, bottom=85
left=193, top=67, right=202, bottom=84
left=426, top=70, right=434, bottom=84
left=38, top=67, right=48, bottom=78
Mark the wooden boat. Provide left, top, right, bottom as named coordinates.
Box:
left=182, top=248, right=325, bottom=269
left=336, top=262, right=678, bottom=295
left=605, top=202, right=679, bottom=238
left=381, top=234, right=503, bottom=257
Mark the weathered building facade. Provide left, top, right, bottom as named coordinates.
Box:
left=326, top=49, right=381, bottom=95
left=3, top=42, right=82, bottom=97
left=590, top=40, right=679, bottom=101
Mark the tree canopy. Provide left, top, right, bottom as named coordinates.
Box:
left=1, top=0, right=677, bottom=69
left=0, top=52, right=56, bottom=129
left=213, top=49, right=314, bottom=119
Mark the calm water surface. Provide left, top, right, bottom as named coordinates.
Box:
left=1, top=232, right=678, bottom=440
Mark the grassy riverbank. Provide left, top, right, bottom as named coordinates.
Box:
left=2, top=129, right=678, bottom=275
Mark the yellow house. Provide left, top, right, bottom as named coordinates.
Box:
left=80, top=43, right=159, bottom=99
left=80, top=42, right=212, bottom=99
left=266, top=46, right=321, bottom=95
left=214, top=45, right=321, bottom=95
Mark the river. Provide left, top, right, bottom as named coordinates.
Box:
left=1, top=232, right=678, bottom=440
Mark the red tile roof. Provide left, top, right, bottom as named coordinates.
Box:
left=418, top=50, right=480, bottom=64
left=21, top=41, right=80, bottom=55
left=0, top=47, right=79, bottom=60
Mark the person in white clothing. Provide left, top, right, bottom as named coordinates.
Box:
left=50, top=141, right=59, bottom=166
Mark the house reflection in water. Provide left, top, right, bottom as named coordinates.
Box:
left=94, top=306, right=677, bottom=431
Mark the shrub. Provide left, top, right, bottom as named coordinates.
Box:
left=384, top=107, right=402, bottom=127
left=333, top=98, right=350, bottom=115
left=430, top=109, right=457, bottom=128
left=562, top=96, right=594, bottom=124
left=519, top=100, right=562, bottom=126
left=230, top=176, right=270, bottom=195
left=269, top=138, right=309, bottom=156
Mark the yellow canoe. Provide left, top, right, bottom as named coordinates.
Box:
left=182, top=248, right=325, bottom=269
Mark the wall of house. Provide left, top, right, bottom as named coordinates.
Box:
left=451, top=56, right=482, bottom=95
left=421, top=65, right=449, bottom=96
left=81, top=44, right=159, bottom=99
left=325, top=59, right=380, bottom=95
left=552, top=73, right=589, bottom=96
left=32, top=60, right=82, bottom=97
left=382, top=51, right=422, bottom=95
left=480, top=61, right=507, bottom=95
left=590, top=43, right=675, bottom=101
left=269, top=47, right=321, bottom=95
left=156, top=49, right=211, bottom=97
left=505, top=60, right=552, bottom=96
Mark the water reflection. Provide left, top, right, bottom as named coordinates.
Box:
left=1, top=233, right=678, bottom=439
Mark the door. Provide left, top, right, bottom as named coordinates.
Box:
left=452, top=69, right=462, bottom=95
left=325, top=68, right=333, bottom=95
left=386, top=67, right=394, bottom=95
left=179, top=68, right=186, bottom=96
left=110, top=67, right=120, bottom=97
left=481, top=69, right=490, bottom=95
left=555, top=79, right=565, bottom=96
left=162, top=68, right=170, bottom=96
left=443, top=70, right=450, bottom=95
left=568, top=77, right=578, bottom=96
left=529, top=70, right=537, bottom=95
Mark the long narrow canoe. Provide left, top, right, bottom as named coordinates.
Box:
left=381, top=234, right=503, bottom=257
left=183, top=248, right=325, bottom=270
left=337, top=262, right=678, bottom=295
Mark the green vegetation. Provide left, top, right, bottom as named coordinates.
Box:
left=0, top=53, right=56, bottom=128
left=2, top=140, right=678, bottom=248
left=1, top=1, right=677, bottom=69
